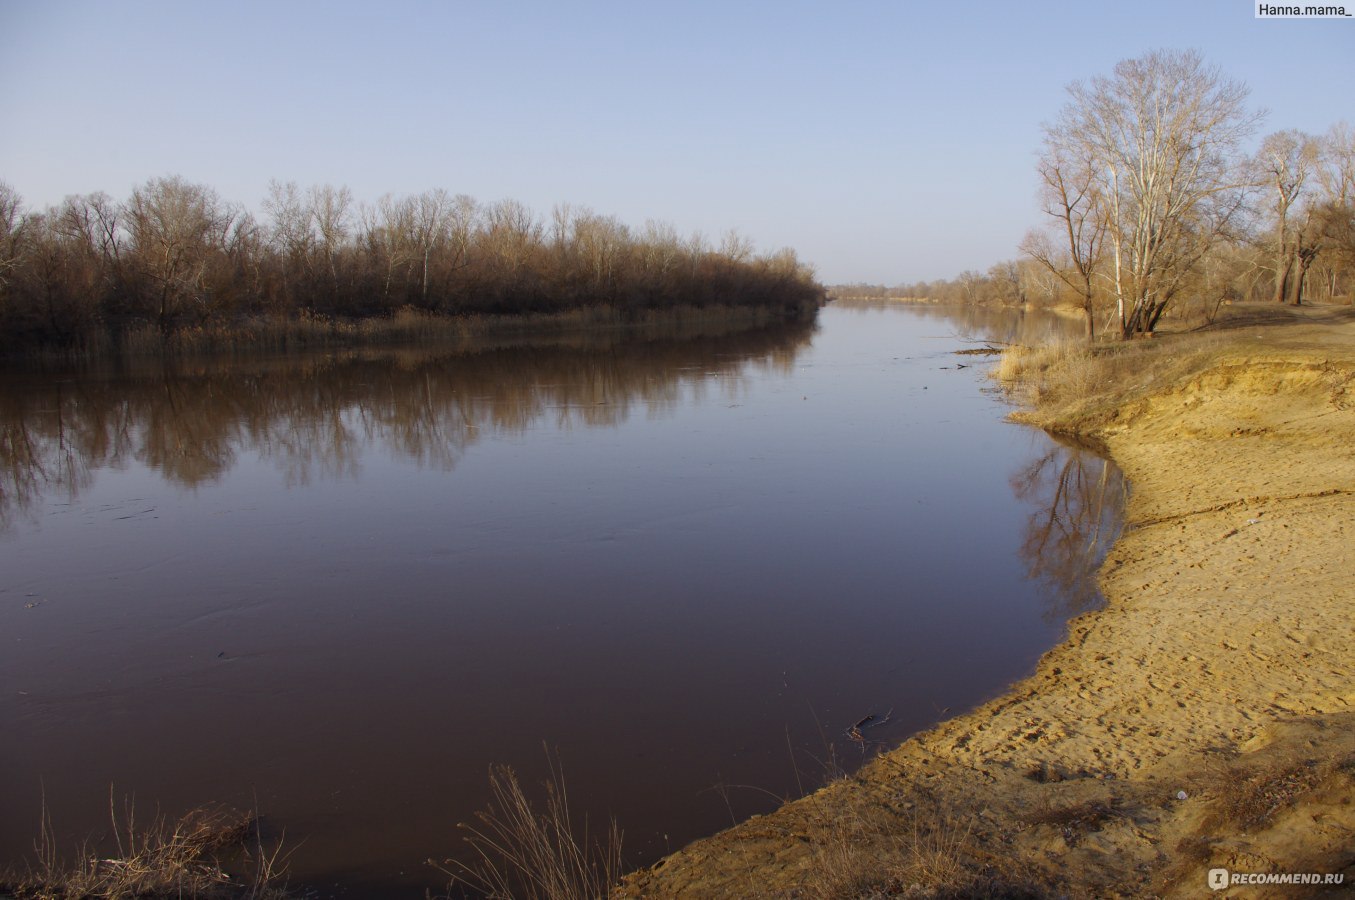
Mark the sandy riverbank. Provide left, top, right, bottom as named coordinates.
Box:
left=620, top=304, right=1355, bottom=898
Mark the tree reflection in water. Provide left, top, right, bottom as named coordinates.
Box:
left=1010, top=435, right=1129, bottom=619
left=0, top=317, right=816, bottom=531
left=832, top=298, right=1079, bottom=349
left=835, top=301, right=1128, bottom=619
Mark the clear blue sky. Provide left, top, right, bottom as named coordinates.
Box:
left=1, top=0, right=1351, bottom=284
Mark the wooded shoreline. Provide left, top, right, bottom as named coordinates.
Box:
left=0, top=177, right=825, bottom=355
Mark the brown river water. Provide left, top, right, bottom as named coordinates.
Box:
left=0, top=302, right=1126, bottom=897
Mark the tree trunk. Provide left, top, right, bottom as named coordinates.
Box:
left=1274, top=253, right=1293, bottom=303
left=159, top=283, right=172, bottom=336
left=1291, top=250, right=1316, bottom=306
left=1146, top=298, right=1170, bottom=332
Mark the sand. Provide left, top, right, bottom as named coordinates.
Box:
left=619, top=306, right=1355, bottom=898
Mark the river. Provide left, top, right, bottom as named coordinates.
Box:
left=0, top=302, right=1126, bottom=897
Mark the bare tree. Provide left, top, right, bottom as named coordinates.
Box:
left=368, top=193, right=417, bottom=302
left=1049, top=50, right=1261, bottom=337
left=126, top=176, right=232, bottom=333
left=572, top=212, right=628, bottom=294
left=308, top=183, right=353, bottom=295
left=263, top=180, right=314, bottom=262
left=0, top=181, right=24, bottom=293
left=1023, top=135, right=1107, bottom=339
left=445, top=193, right=478, bottom=277
left=1254, top=130, right=1321, bottom=304
left=549, top=202, right=577, bottom=253
left=957, top=269, right=983, bottom=304
left=481, top=199, right=541, bottom=276
left=719, top=228, right=754, bottom=263
left=412, top=188, right=455, bottom=304
left=987, top=259, right=1026, bottom=304
left=1018, top=253, right=1066, bottom=308
left=638, top=219, right=683, bottom=291
left=59, top=192, right=124, bottom=269
left=1318, top=122, right=1355, bottom=206
left=1311, top=123, right=1355, bottom=302
left=263, top=180, right=315, bottom=307
left=684, top=231, right=708, bottom=279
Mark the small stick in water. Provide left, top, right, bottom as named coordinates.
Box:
left=846, top=709, right=894, bottom=742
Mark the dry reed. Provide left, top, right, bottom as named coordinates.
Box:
left=435, top=753, right=622, bottom=900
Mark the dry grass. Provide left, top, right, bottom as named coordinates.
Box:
left=993, top=340, right=1108, bottom=405
left=795, top=791, right=1047, bottom=900
left=994, top=330, right=1237, bottom=427
left=436, top=754, right=623, bottom=900
left=1152, top=738, right=1355, bottom=894
left=3, top=795, right=290, bottom=899
left=1200, top=748, right=1354, bottom=835
left=1022, top=797, right=1124, bottom=849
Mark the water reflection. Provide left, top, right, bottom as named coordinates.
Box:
left=1012, top=436, right=1129, bottom=619
left=831, top=300, right=1128, bottom=620
left=832, top=297, right=1079, bottom=347
left=0, top=319, right=816, bottom=529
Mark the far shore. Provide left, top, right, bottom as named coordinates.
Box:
left=0, top=301, right=820, bottom=363
left=621, top=302, right=1355, bottom=898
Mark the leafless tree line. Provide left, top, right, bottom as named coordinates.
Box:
left=887, top=51, right=1355, bottom=340
left=0, top=178, right=823, bottom=351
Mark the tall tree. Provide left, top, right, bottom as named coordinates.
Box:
left=263, top=179, right=314, bottom=307
left=308, top=184, right=353, bottom=296
left=1047, top=50, right=1261, bottom=337
left=126, top=176, right=231, bottom=333
left=1022, top=137, right=1107, bottom=340
left=1254, top=130, right=1320, bottom=304
left=0, top=181, right=24, bottom=296
left=987, top=259, right=1027, bottom=304
left=1311, top=123, right=1355, bottom=303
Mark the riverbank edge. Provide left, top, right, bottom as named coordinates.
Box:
left=619, top=304, right=1355, bottom=898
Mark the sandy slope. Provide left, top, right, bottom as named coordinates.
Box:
left=620, top=307, right=1355, bottom=898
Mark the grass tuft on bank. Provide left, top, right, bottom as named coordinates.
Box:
left=433, top=751, right=622, bottom=900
